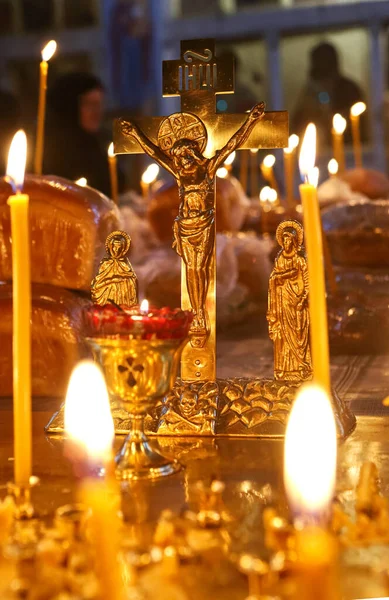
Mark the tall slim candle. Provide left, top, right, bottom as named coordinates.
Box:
left=239, top=149, right=249, bottom=194
left=65, top=361, right=124, bottom=600
left=141, top=163, right=159, bottom=199
left=34, top=40, right=57, bottom=176
left=331, top=114, right=346, bottom=175
left=299, top=124, right=331, bottom=394
left=261, top=154, right=279, bottom=197
left=7, top=131, right=31, bottom=486
left=283, top=135, right=299, bottom=209
left=107, top=143, right=118, bottom=204
left=350, top=102, right=366, bottom=169
left=250, top=149, right=259, bottom=199
left=284, top=386, right=339, bottom=600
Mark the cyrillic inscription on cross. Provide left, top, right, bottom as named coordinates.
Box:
left=114, top=39, right=288, bottom=384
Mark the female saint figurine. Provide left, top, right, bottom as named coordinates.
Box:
left=267, top=221, right=312, bottom=382
left=91, top=230, right=138, bottom=306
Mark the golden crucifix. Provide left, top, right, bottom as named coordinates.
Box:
left=114, top=39, right=288, bottom=383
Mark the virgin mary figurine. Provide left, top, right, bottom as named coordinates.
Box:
left=267, top=221, right=312, bottom=382
left=91, top=230, right=138, bottom=306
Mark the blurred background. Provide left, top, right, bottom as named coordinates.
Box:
left=0, top=0, right=388, bottom=190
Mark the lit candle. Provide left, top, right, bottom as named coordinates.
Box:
left=216, top=166, right=229, bottom=179
left=283, top=135, right=299, bottom=209
left=7, top=131, right=31, bottom=487
left=284, top=384, right=339, bottom=600
left=65, top=360, right=125, bottom=600
left=107, top=143, right=118, bottom=204
left=34, top=40, right=57, bottom=176
left=239, top=149, right=249, bottom=194
left=75, top=177, right=87, bottom=187
left=250, top=149, right=259, bottom=199
left=331, top=114, right=347, bottom=175
left=350, top=102, right=366, bottom=169
left=140, top=298, right=149, bottom=315
left=224, top=150, right=236, bottom=173
left=261, top=154, right=279, bottom=197
left=141, top=163, right=159, bottom=199
left=327, top=159, right=338, bottom=179
left=299, top=124, right=331, bottom=394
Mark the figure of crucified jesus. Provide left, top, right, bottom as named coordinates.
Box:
left=120, top=102, right=265, bottom=345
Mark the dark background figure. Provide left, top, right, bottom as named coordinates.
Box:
left=292, top=42, right=366, bottom=146
left=0, top=88, right=21, bottom=175
left=42, top=72, right=124, bottom=196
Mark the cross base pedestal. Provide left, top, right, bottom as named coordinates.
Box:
left=45, top=378, right=355, bottom=439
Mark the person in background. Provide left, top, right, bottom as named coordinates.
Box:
left=43, top=72, right=124, bottom=197
left=292, top=42, right=365, bottom=146
left=0, top=88, right=21, bottom=174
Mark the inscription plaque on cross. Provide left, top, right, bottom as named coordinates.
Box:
left=114, top=38, right=288, bottom=384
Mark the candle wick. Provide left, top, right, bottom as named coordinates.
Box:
left=304, top=174, right=309, bottom=185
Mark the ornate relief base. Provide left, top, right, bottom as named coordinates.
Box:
left=46, top=377, right=355, bottom=439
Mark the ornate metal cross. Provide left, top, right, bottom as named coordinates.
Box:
left=114, top=38, right=288, bottom=384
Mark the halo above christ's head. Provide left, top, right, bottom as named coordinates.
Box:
left=157, top=112, right=207, bottom=155
left=105, top=230, right=131, bottom=258
left=276, top=220, right=304, bottom=248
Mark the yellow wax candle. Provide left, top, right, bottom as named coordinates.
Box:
left=284, top=385, right=339, bottom=600
left=294, top=526, right=340, bottom=600
left=299, top=125, right=331, bottom=393
left=261, top=154, right=279, bottom=197
left=7, top=131, right=31, bottom=487
left=34, top=40, right=57, bottom=176
left=250, top=149, right=259, bottom=199
left=350, top=102, right=366, bottom=169
left=331, top=114, right=346, bottom=175
left=107, top=143, right=118, bottom=204
left=141, top=163, right=159, bottom=199
left=283, top=148, right=295, bottom=209
left=65, top=361, right=124, bottom=599
left=81, top=479, right=125, bottom=600
left=224, top=150, right=236, bottom=174
left=239, top=149, right=249, bottom=194
left=283, top=135, right=299, bottom=209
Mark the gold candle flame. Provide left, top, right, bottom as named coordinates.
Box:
left=7, top=130, right=27, bottom=192
left=108, top=142, right=115, bottom=158
left=308, top=166, right=319, bottom=188
left=216, top=167, right=228, bottom=179
left=141, top=163, right=159, bottom=185
left=64, top=360, right=114, bottom=463
left=268, top=188, right=278, bottom=203
left=263, top=154, right=276, bottom=168
left=224, top=151, right=236, bottom=166
left=299, top=123, right=316, bottom=181
left=289, top=134, right=300, bottom=150
left=350, top=102, right=366, bottom=118
left=284, top=384, right=337, bottom=519
left=140, top=298, right=149, bottom=314
left=259, top=186, right=271, bottom=202
left=332, top=114, right=347, bottom=135
left=328, top=159, right=338, bottom=176
left=41, top=40, right=57, bottom=62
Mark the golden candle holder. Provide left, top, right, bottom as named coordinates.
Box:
left=88, top=336, right=186, bottom=480
left=81, top=304, right=192, bottom=481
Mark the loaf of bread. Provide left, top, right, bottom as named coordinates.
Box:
left=322, top=200, right=389, bottom=268
left=147, top=175, right=249, bottom=242
left=341, top=168, right=389, bottom=200
left=0, top=175, right=120, bottom=291
left=0, top=283, right=91, bottom=398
